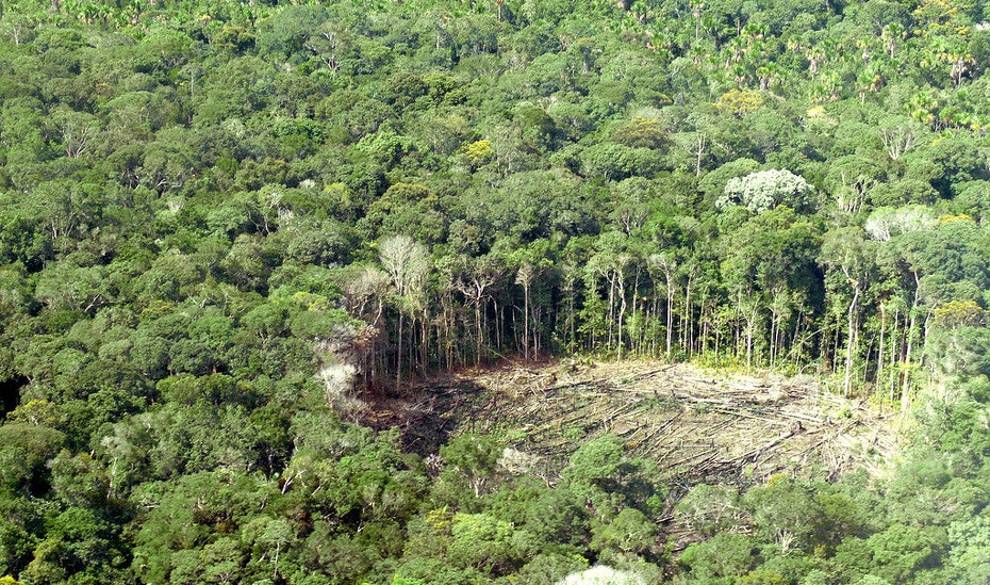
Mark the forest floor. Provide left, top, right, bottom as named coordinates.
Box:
left=367, top=359, right=898, bottom=489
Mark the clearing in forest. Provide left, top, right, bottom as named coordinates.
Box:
left=371, top=360, right=897, bottom=488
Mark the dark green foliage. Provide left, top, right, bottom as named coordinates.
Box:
left=0, top=0, right=989, bottom=584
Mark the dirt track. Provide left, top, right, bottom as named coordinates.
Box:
left=368, top=360, right=897, bottom=487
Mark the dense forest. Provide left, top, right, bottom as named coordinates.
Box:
left=1, top=0, right=990, bottom=583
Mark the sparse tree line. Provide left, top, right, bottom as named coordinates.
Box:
left=353, top=200, right=988, bottom=405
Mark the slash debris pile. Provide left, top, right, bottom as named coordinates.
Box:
left=372, top=360, right=897, bottom=487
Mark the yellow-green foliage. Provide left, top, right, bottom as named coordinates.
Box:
left=934, top=299, right=985, bottom=328
left=715, top=89, right=765, bottom=115
left=464, top=139, right=494, bottom=165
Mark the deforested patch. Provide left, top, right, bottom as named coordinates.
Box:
left=374, top=360, right=897, bottom=485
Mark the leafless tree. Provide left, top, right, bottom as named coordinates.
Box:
left=379, top=235, right=430, bottom=389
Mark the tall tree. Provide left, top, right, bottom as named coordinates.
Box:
left=379, top=235, right=430, bottom=389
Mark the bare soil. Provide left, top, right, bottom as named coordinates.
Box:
left=366, top=359, right=897, bottom=488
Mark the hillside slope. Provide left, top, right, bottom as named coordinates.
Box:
left=375, top=361, right=896, bottom=483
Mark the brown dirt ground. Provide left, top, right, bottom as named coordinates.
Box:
left=366, top=359, right=898, bottom=488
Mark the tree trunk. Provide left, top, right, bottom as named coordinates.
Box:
left=902, top=272, right=920, bottom=411
left=876, top=303, right=886, bottom=391
left=396, top=312, right=404, bottom=390
left=843, top=286, right=861, bottom=397
left=475, top=299, right=483, bottom=367
left=665, top=274, right=674, bottom=359
left=607, top=274, right=616, bottom=352
left=684, top=275, right=693, bottom=356
left=523, top=283, right=530, bottom=360
left=889, top=306, right=899, bottom=403
left=617, top=269, right=627, bottom=359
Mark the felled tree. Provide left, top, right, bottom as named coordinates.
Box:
left=718, top=169, right=813, bottom=213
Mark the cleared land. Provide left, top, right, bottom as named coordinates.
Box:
left=370, top=360, right=897, bottom=489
